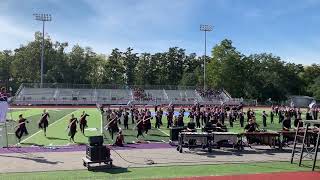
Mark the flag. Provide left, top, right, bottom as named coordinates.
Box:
left=290, top=100, right=295, bottom=108
left=309, top=100, right=316, bottom=108
left=0, top=101, right=9, bottom=123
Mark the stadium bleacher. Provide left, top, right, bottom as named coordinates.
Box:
left=12, top=83, right=241, bottom=106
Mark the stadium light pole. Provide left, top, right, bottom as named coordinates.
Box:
left=200, top=24, right=212, bottom=90
left=33, top=13, right=52, bottom=88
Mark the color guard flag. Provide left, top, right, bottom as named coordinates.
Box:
left=0, top=101, right=9, bottom=123
left=309, top=100, right=316, bottom=109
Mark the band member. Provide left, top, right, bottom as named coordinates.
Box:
left=136, top=114, right=144, bottom=139
left=294, top=112, right=303, bottom=128
left=228, top=111, right=234, bottom=128
left=270, top=110, right=274, bottom=124
left=186, top=119, right=196, bottom=132
left=0, top=87, right=8, bottom=101
left=278, top=110, right=284, bottom=123
left=99, top=104, right=104, bottom=114
left=114, top=129, right=124, bottom=147
left=239, top=111, right=244, bottom=128
left=275, top=106, right=279, bottom=116
left=38, top=109, right=50, bottom=136
left=159, top=107, right=163, bottom=125
left=123, top=110, right=129, bottom=129
left=244, top=118, right=260, bottom=144
left=188, top=110, right=194, bottom=122
left=167, top=108, right=173, bottom=128
left=130, top=106, right=135, bottom=124
left=262, top=111, right=268, bottom=127
left=282, top=114, right=291, bottom=131
left=108, top=112, right=119, bottom=140
left=220, top=109, right=225, bottom=125
left=244, top=119, right=259, bottom=132
left=155, top=109, right=162, bottom=129
left=68, top=114, right=78, bottom=143
left=195, top=110, right=201, bottom=128
left=246, top=108, right=252, bottom=122
left=117, top=107, right=123, bottom=124
left=143, top=111, right=152, bottom=134
left=79, top=111, right=90, bottom=135
left=177, top=113, right=184, bottom=127
left=15, top=114, right=29, bottom=142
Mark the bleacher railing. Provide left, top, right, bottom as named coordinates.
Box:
left=21, top=83, right=198, bottom=90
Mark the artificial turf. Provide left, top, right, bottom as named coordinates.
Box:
left=0, top=161, right=318, bottom=180
left=1, top=107, right=305, bottom=147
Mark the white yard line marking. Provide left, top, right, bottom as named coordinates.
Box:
left=158, top=128, right=169, bottom=136
left=18, top=110, right=77, bottom=144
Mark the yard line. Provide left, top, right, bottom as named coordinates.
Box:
left=18, top=110, right=78, bottom=144
left=158, top=128, right=170, bottom=136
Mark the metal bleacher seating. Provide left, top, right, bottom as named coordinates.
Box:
left=12, top=83, right=239, bottom=106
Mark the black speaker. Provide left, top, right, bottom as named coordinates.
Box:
left=170, top=126, right=186, bottom=141
left=88, top=136, right=104, bottom=146
left=86, top=145, right=110, bottom=161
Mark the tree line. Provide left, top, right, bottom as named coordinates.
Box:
left=0, top=32, right=319, bottom=101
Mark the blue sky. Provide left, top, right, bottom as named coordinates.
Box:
left=1, top=0, right=320, bottom=64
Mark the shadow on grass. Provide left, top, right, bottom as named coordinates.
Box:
left=298, top=163, right=320, bottom=169
left=0, top=154, right=63, bottom=165
left=90, top=166, right=130, bottom=174
left=20, top=142, right=44, bottom=146
left=75, top=142, right=87, bottom=146
left=46, top=136, right=69, bottom=141
left=147, top=133, right=168, bottom=137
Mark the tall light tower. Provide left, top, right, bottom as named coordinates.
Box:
left=200, top=24, right=212, bottom=90
left=33, top=13, right=52, bottom=87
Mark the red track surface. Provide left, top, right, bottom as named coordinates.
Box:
left=163, top=171, right=320, bottom=180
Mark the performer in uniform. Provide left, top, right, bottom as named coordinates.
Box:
left=155, top=109, right=162, bottom=129
left=130, top=106, right=135, bottom=124
left=167, top=107, right=173, bottom=128
left=67, top=114, right=78, bottom=143
left=123, top=110, right=129, bottom=129
left=186, top=119, right=196, bottom=132
left=177, top=113, right=184, bottom=127
left=239, top=111, right=245, bottom=128
left=143, top=111, right=152, bottom=134
left=15, top=114, right=29, bottom=142
left=195, top=110, right=201, bottom=128
left=107, top=111, right=119, bottom=140
left=114, top=129, right=125, bottom=147
left=270, top=110, right=274, bottom=124
left=262, top=111, right=268, bottom=127
left=38, top=109, right=50, bottom=136
left=282, top=114, right=291, bottom=131
left=244, top=119, right=259, bottom=132
left=136, top=114, right=144, bottom=139
left=79, top=111, right=90, bottom=135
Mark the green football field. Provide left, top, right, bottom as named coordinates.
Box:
left=2, top=107, right=295, bottom=147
